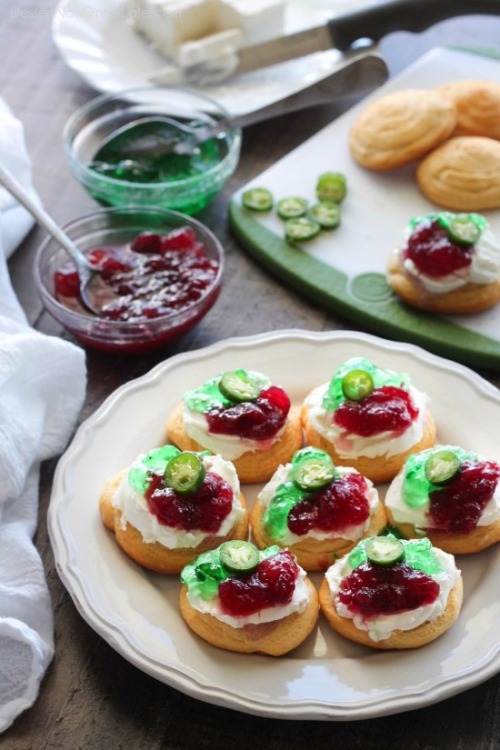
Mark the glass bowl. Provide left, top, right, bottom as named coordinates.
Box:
left=34, top=206, right=224, bottom=354
left=63, top=86, right=242, bottom=215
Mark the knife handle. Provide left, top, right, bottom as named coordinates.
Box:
left=330, top=0, right=500, bottom=51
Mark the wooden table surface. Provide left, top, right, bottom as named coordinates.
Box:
left=3, top=4, right=500, bottom=748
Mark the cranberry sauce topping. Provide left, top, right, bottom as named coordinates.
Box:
left=404, top=219, right=473, bottom=278
left=287, top=472, right=370, bottom=536
left=334, top=385, right=419, bottom=437
left=338, top=561, right=440, bottom=618
left=428, top=459, right=500, bottom=533
left=53, top=227, right=219, bottom=322
left=218, top=549, right=299, bottom=617
left=145, top=470, right=233, bottom=533
left=206, top=385, right=290, bottom=441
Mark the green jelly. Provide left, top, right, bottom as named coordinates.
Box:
left=402, top=445, right=478, bottom=508
left=128, top=444, right=181, bottom=493
left=184, top=369, right=269, bottom=413
left=180, top=545, right=281, bottom=600
left=347, top=534, right=443, bottom=577
left=323, top=357, right=410, bottom=412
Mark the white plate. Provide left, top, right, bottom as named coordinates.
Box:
left=52, top=0, right=356, bottom=116
left=49, top=329, right=500, bottom=720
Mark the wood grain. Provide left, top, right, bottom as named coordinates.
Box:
left=3, top=3, right=500, bottom=748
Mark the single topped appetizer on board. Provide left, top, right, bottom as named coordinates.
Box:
left=167, top=368, right=302, bottom=483
left=179, top=542, right=319, bottom=655
left=319, top=534, right=463, bottom=649
left=99, top=445, right=248, bottom=574
left=387, top=211, right=500, bottom=314
left=384, top=445, right=500, bottom=554
left=250, top=447, right=386, bottom=571
left=301, top=357, right=436, bottom=484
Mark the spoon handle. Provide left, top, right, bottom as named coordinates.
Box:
left=0, top=162, right=91, bottom=270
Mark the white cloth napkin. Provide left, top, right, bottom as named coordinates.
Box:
left=0, top=98, right=86, bottom=732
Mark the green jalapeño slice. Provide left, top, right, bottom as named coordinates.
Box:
left=285, top=216, right=321, bottom=242
left=219, top=370, right=260, bottom=402
left=219, top=541, right=260, bottom=574
left=445, top=215, right=481, bottom=246
left=308, top=200, right=341, bottom=229
left=242, top=187, right=273, bottom=211
left=164, top=452, right=206, bottom=494
left=424, top=449, right=461, bottom=486
left=316, top=172, right=347, bottom=203
left=277, top=196, right=308, bottom=219
left=364, top=536, right=404, bottom=566
left=292, top=454, right=336, bottom=492
left=341, top=369, right=374, bottom=402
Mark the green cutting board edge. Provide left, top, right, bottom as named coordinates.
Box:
left=228, top=47, right=500, bottom=371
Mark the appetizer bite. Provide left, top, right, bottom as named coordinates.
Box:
left=99, top=445, right=248, bottom=574
left=179, top=542, right=319, bottom=655
left=301, top=357, right=436, bottom=483
left=250, top=447, right=386, bottom=571
left=167, top=368, right=302, bottom=483
left=387, top=211, right=500, bottom=314
left=385, top=445, right=500, bottom=554
left=319, top=535, right=463, bottom=649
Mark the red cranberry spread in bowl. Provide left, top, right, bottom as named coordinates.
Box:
left=34, top=206, right=224, bottom=353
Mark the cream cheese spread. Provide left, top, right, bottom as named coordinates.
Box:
left=305, top=383, right=428, bottom=460
left=185, top=566, right=310, bottom=627
left=113, top=452, right=244, bottom=548
left=258, top=464, right=379, bottom=544
left=325, top=545, right=460, bottom=642
left=401, top=226, right=500, bottom=293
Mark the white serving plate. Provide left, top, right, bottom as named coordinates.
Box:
left=49, top=329, right=500, bottom=720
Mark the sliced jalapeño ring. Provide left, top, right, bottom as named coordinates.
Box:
left=242, top=187, right=273, bottom=212
left=219, top=541, right=260, bottom=574
left=341, top=369, right=374, bottom=402
left=292, top=455, right=336, bottom=492
left=308, top=200, right=341, bottom=229
left=277, top=196, right=308, bottom=219
left=285, top=216, right=321, bottom=242
left=364, top=536, right=404, bottom=566
left=219, top=370, right=260, bottom=402
left=164, top=452, right=205, bottom=494
left=424, top=449, right=461, bottom=486
left=445, top=215, right=481, bottom=246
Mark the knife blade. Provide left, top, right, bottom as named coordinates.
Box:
left=186, top=0, right=500, bottom=81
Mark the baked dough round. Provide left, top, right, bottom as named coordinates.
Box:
left=319, top=575, right=463, bottom=650
left=437, top=80, right=500, bottom=140
left=349, top=89, right=457, bottom=170
left=417, top=136, right=500, bottom=211
left=250, top=496, right=387, bottom=572
left=179, top=577, right=319, bottom=655
left=386, top=249, right=500, bottom=314
left=301, top=402, right=436, bottom=484
left=99, top=470, right=249, bottom=574
left=167, top=402, right=303, bottom=484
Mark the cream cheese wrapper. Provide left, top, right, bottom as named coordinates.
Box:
left=113, top=453, right=244, bottom=548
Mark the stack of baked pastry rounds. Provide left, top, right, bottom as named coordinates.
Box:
left=349, top=79, right=500, bottom=211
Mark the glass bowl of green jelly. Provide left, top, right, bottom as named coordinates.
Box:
left=63, top=86, right=242, bottom=215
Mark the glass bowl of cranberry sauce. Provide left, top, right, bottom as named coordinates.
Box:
left=63, top=86, right=242, bottom=215
left=34, top=206, right=224, bottom=354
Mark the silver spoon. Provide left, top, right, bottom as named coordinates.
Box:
left=97, top=53, right=388, bottom=158
left=0, top=163, right=101, bottom=315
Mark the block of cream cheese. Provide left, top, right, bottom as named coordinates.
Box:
left=215, top=0, right=286, bottom=46
left=129, top=0, right=217, bottom=59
